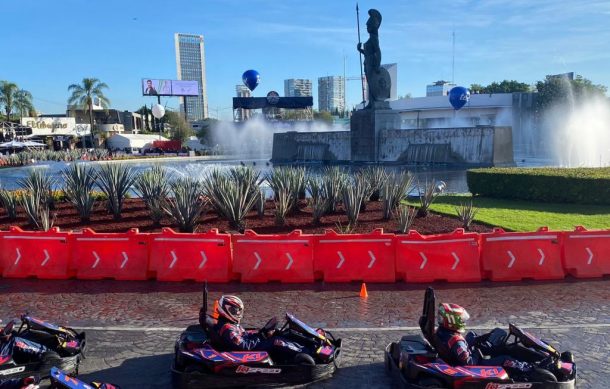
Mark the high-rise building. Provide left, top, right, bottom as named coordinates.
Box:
left=174, top=33, right=208, bottom=120
left=318, top=76, right=345, bottom=113
left=234, top=85, right=252, bottom=122
left=284, top=79, right=312, bottom=97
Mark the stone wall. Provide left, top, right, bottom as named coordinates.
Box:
left=272, top=131, right=350, bottom=162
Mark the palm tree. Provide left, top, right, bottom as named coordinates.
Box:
left=14, top=89, right=34, bottom=121
left=0, top=81, right=19, bottom=122
left=67, top=78, right=110, bottom=148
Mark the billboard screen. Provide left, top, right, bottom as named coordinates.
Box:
left=142, top=79, right=199, bottom=96
left=171, top=80, right=199, bottom=96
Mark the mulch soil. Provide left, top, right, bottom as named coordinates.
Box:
left=0, top=198, right=494, bottom=235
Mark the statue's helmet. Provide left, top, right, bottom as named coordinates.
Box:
left=368, top=9, right=382, bottom=27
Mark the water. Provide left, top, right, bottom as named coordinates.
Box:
left=0, top=158, right=470, bottom=194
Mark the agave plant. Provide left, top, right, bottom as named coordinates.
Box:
left=164, top=178, right=206, bottom=233
left=455, top=200, right=478, bottom=230
left=203, top=168, right=259, bottom=232
left=274, top=188, right=292, bottom=226
left=62, top=164, right=97, bottom=222
left=0, top=189, right=18, bottom=220
left=95, top=163, right=137, bottom=220
left=381, top=171, right=414, bottom=220
left=418, top=180, right=446, bottom=217
left=17, top=169, right=56, bottom=210
left=306, top=176, right=327, bottom=225
left=134, top=165, right=170, bottom=226
left=321, top=166, right=347, bottom=213
left=265, top=166, right=305, bottom=212
left=342, top=175, right=368, bottom=227
left=396, top=204, right=417, bottom=233
left=360, top=166, right=388, bottom=201
left=20, top=191, right=54, bottom=230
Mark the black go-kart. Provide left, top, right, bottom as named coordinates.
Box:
left=0, top=315, right=85, bottom=382
left=385, top=288, right=576, bottom=388
left=171, top=284, right=342, bottom=388
left=49, top=367, right=120, bottom=389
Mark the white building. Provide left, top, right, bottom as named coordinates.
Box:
left=284, top=79, right=312, bottom=97
left=426, top=81, right=456, bottom=97
left=318, top=76, right=345, bottom=113
left=175, top=33, right=208, bottom=120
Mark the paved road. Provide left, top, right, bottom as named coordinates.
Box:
left=1, top=279, right=608, bottom=388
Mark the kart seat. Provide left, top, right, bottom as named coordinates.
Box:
left=203, top=316, right=230, bottom=351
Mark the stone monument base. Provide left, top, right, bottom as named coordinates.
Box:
left=350, top=108, right=401, bottom=162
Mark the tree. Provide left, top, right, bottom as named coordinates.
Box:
left=313, top=110, right=333, bottom=125
left=469, top=84, right=484, bottom=94
left=14, top=89, right=34, bottom=121
left=535, top=74, right=607, bottom=114
left=474, top=80, right=530, bottom=94
left=195, top=118, right=219, bottom=143
left=164, top=110, right=193, bottom=144
left=67, top=78, right=110, bottom=148
left=136, top=105, right=152, bottom=131
left=0, top=81, right=18, bottom=122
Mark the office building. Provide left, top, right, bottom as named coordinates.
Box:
left=175, top=33, right=208, bottom=120
left=318, top=76, right=345, bottom=113
left=284, top=79, right=312, bottom=97
left=426, top=80, right=456, bottom=97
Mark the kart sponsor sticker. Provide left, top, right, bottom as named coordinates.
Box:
left=235, top=365, right=281, bottom=374
left=0, top=366, right=26, bottom=375
left=485, top=383, right=532, bottom=389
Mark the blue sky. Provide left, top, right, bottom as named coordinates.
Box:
left=3, top=0, right=609, bottom=119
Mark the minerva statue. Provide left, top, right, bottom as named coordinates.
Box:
left=357, top=8, right=391, bottom=109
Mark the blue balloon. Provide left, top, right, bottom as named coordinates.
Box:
left=242, top=69, right=260, bottom=92
left=449, top=86, right=470, bottom=110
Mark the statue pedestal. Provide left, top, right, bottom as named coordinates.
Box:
left=350, top=108, right=400, bottom=162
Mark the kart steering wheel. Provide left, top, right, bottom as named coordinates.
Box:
left=259, top=316, right=278, bottom=337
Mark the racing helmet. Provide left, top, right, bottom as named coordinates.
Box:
left=217, top=295, right=244, bottom=324
left=438, top=303, right=470, bottom=333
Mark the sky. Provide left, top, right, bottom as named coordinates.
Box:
left=3, top=0, right=610, bottom=120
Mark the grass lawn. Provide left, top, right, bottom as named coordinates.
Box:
left=407, top=195, right=610, bottom=232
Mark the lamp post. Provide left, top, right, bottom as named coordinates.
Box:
left=152, top=103, right=165, bottom=140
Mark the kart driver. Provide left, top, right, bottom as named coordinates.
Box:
left=435, top=303, right=531, bottom=371
left=205, top=295, right=306, bottom=358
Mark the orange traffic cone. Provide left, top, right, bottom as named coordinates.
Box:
left=359, top=283, right=368, bottom=299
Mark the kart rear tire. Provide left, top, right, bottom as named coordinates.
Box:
left=294, top=353, right=315, bottom=366
left=528, top=368, right=558, bottom=382
left=418, top=377, right=444, bottom=388
left=41, top=351, right=62, bottom=374
left=561, top=351, right=574, bottom=363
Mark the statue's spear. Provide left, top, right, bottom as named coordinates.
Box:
left=356, top=3, right=366, bottom=103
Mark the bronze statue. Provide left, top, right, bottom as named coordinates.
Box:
left=357, top=9, right=391, bottom=109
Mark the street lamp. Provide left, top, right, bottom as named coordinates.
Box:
left=152, top=104, right=165, bottom=140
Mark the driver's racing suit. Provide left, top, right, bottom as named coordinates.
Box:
left=211, top=317, right=306, bottom=359
left=436, top=327, right=531, bottom=371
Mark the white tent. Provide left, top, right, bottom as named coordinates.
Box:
left=0, top=140, right=25, bottom=148
left=106, top=134, right=169, bottom=151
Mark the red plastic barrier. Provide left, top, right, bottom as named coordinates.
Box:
left=70, top=228, right=150, bottom=280
left=1, top=227, right=72, bottom=279
left=232, top=230, right=314, bottom=283
left=480, top=227, right=564, bottom=281
left=314, top=229, right=395, bottom=282
left=395, top=229, right=481, bottom=282
left=563, top=226, right=610, bottom=278
left=149, top=228, right=232, bottom=282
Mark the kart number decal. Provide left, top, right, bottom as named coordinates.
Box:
left=235, top=365, right=281, bottom=374
left=0, top=366, right=26, bottom=375
left=485, top=383, right=532, bottom=389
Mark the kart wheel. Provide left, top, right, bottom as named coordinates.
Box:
left=528, top=368, right=558, bottom=382
left=294, top=353, right=315, bottom=366
left=561, top=351, right=574, bottom=363
left=184, top=364, right=205, bottom=374
left=418, top=377, right=444, bottom=388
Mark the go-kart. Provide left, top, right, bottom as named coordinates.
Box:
left=171, top=284, right=342, bottom=388
left=49, top=367, right=120, bottom=389
left=0, top=315, right=85, bottom=382
left=385, top=287, right=577, bottom=388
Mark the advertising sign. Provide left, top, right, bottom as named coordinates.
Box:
left=21, top=117, right=91, bottom=136
left=141, top=79, right=199, bottom=96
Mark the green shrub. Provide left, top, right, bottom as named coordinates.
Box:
left=467, top=167, right=610, bottom=205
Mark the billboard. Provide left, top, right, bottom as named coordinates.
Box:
left=141, top=79, right=199, bottom=96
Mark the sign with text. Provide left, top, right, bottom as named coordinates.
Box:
left=21, top=117, right=91, bottom=136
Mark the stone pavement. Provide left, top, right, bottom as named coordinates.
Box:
left=0, top=278, right=608, bottom=387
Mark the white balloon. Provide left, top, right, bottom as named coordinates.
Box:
left=152, top=104, right=165, bottom=119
